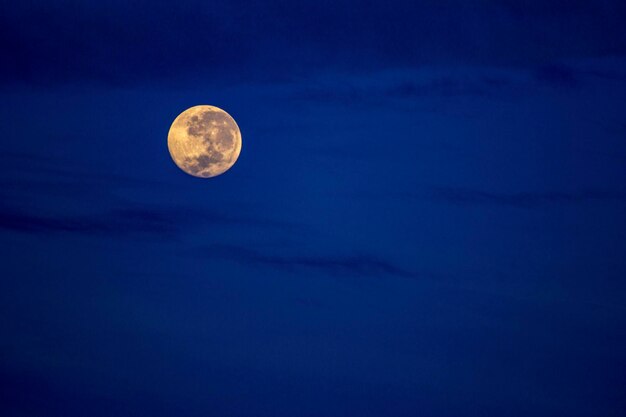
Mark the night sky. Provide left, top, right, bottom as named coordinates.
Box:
left=2, top=1, right=626, bottom=416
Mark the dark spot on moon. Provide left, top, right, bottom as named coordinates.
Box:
left=181, top=152, right=226, bottom=177
left=218, top=134, right=234, bottom=148
left=187, top=110, right=233, bottom=138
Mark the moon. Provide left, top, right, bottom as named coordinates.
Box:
left=167, top=105, right=242, bottom=178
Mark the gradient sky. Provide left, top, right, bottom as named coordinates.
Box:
left=1, top=1, right=626, bottom=416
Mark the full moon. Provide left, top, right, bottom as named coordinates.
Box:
left=167, top=105, right=242, bottom=178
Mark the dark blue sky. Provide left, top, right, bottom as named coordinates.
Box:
left=1, top=1, right=626, bottom=416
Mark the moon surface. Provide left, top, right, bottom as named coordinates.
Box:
left=168, top=105, right=242, bottom=178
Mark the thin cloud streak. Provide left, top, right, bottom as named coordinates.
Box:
left=0, top=206, right=299, bottom=238
left=430, top=187, right=626, bottom=208
left=199, top=244, right=418, bottom=278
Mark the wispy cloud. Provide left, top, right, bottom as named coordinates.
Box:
left=430, top=187, right=626, bottom=208
left=198, top=244, right=417, bottom=278
left=286, top=70, right=526, bottom=106
left=0, top=206, right=191, bottom=237
left=0, top=205, right=298, bottom=239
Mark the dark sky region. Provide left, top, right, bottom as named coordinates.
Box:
left=1, top=1, right=626, bottom=416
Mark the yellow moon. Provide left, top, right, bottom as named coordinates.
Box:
left=167, top=105, right=242, bottom=178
